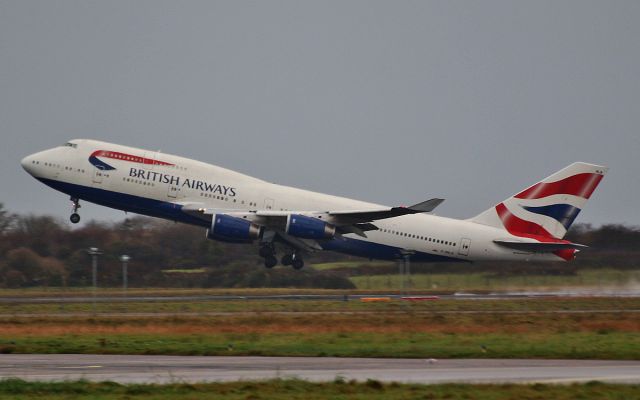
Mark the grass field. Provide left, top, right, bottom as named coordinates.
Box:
left=0, top=287, right=354, bottom=298
left=0, top=298, right=638, bottom=359
left=350, top=268, right=640, bottom=291
left=1, top=292, right=639, bottom=360
left=2, top=296, right=640, bottom=314
left=312, top=261, right=391, bottom=270
left=2, top=331, right=638, bottom=359
left=0, top=267, right=638, bottom=296
left=0, top=268, right=640, bottom=297
left=1, top=379, right=639, bottom=400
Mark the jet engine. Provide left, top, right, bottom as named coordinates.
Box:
left=285, top=214, right=336, bottom=239
left=207, top=214, right=261, bottom=242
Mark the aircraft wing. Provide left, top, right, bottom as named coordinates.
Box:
left=325, top=198, right=444, bottom=224
left=182, top=197, right=444, bottom=237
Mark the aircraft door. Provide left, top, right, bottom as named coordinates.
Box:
left=144, top=151, right=158, bottom=170
left=92, top=167, right=104, bottom=184
left=264, top=198, right=275, bottom=210
left=459, top=238, right=471, bottom=256
left=167, top=182, right=181, bottom=199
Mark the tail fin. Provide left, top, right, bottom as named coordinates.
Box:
left=470, top=162, right=608, bottom=240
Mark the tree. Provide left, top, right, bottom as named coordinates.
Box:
left=0, top=203, right=15, bottom=235
left=1, top=247, right=68, bottom=287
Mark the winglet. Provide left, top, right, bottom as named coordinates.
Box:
left=408, top=198, right=445, bottom=213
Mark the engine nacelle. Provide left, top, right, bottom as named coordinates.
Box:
left=285, top=214, right=336, bottom=240
left=207, top=214, right=261, bottom=242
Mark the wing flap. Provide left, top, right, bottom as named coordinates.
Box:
left=328, top=198, right=444, bottom=224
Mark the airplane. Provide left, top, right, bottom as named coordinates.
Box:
left=21, top=139, right=607, bottom=269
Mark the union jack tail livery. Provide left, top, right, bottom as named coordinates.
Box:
left=471, top=162, right=607, bottom=239
left=470, top=162, right=607, bottom=260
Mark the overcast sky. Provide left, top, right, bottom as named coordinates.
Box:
left=1, top=1, right=638, bottom=226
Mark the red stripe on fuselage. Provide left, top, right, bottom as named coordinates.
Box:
left=91, top=150, right=174, bottom=166
left=515, top=173, right=603, bottom=200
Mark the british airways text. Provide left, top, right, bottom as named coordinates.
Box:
left=129, top=168, right=236, bottom=196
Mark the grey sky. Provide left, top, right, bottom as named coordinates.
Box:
left=1, top=1, right=638, bottom=226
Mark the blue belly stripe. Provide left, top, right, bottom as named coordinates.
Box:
left=37, top=178, right=209, bottom=227
left=38, top=177, right=466, bottom=263
left=321, top=237, right=465, bottom=262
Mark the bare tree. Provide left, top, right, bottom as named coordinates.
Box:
left=0, top=203, right=15, bottom=235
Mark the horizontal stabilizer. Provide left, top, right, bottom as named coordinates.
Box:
left=493, top=239, right=587, bottom=252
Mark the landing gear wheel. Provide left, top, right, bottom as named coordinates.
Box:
left=264, top=256, right=278, bottom=269
left=69, top=197, right=81, bottom=224
left=259, top=244, right=275, bottom=258
left=281, top=254, right=293, bottom=266
left=292, top=258, right=304, bottom=270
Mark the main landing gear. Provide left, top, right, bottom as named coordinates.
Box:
left=69, top=197, right=81, bottom=224
left=259, top=244, right=305, bottom=270
left=281, top=253, right=304, bottom=270
left=259, top=243, right=278, bottom=269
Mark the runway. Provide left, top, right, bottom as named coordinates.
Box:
left=2, top=309, right=639, bottom=319
left=1, top=290, right=639, bottom=305
left=0, top=293, right=528, bottom=303
left=2, top=355, right=640, bottom=384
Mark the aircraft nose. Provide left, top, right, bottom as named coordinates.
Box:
left=21, top=154, right=35, bottom=174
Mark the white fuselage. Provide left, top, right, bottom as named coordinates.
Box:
left=21, top=139, right=560, bottom=263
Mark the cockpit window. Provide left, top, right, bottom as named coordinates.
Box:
left=64, top=142, right=78, bottom=148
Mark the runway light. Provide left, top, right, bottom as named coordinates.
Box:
left=120, top=255, right=131, bottom=292
left=87, top=247, right=103, bottom=312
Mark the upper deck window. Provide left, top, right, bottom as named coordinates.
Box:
left=63, top=142, right=78, bottom=148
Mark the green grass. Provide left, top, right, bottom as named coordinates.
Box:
left=311, top=261, right=391, bottom=270
left=161, top=268, right=207, bottom=274
left=2, top=331, right=639, bottom=359
left=1, top=296, right=639, bottom=360
left=0, top=268, right=638, bottom=297
left=2, top=301, right=638, bottom=359
left=0, top=287, right=354, bottom=298
left=1, top=297, right=640, bottom=315
left=350, top=268, right=640, bottom=290
left=0, top=379, right=639, bottom=400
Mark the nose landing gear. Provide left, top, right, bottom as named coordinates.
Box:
left=70, top=197, right=81, bottom=224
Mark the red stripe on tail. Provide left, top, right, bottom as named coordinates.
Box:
left=515, top=173, right=603, bottom=200
left=495, top=203, right=555, bottom=239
